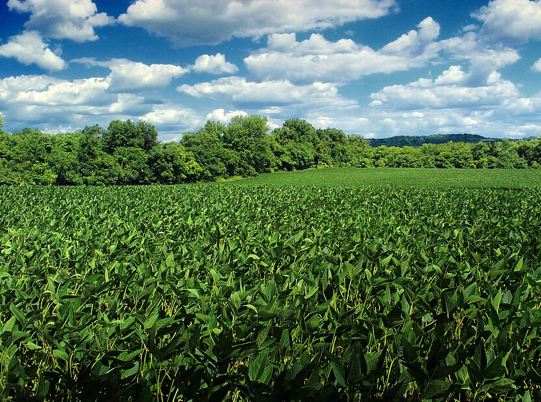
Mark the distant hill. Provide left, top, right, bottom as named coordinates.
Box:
left=367, top=133, right=499, bottom=147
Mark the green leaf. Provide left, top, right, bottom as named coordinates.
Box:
left=487, top=378, right=516, bottom=394
left=2, top=316, right=16, bottom=334
left=187, top=289, right=200, bottom=298
left=402, top=337, right=417, bottom=363
left=514, top=257, right=524, bottom=272
left=118, top=348, right=143, bottom=362
left=165, top=253, right=175, bottom=268
left=249, top=349, right=269, bottom=382
left=492, top=288, right=503, bottom=313
left=144, top=311, right=159, bottom=330
left=279, top=329, right=290, bottom=349
left=424, top=379, right=451, bottom=399
left=25, top=342, right=42, bottom=351
left=10, top=304, right=27, bottom=327
left=53, top=349, right=69, bottom=362
left=381, top=254, right=392, bottom=268
left=121, top=361, right=140, bottom=379
left=257, top=325, right=272, bottom=348
left=330, top=361, right=347, bottom=388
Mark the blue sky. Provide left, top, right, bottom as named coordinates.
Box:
left=1, top=0, right=541, bottom=141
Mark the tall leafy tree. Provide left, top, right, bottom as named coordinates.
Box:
left=149, top=142, right=202, bottom=184
left=48, top=133, right=83, bottom=185
left=181, top=122, right=235, bottom=180
left=223, top=115, right=274, bottom=175
left=103, top=120, right=158, bottom=153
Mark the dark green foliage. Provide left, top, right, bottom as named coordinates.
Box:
left=149, top=142, right=202, bottom=184
left=1, top=185, right=540, bottom=400
left=103, top=120, right=158, bottom=153
left=368, top=133, right=498, bottom=147
left=181, top=122, right=236, bottom=180
left=222, top=115, right=275, bottom=176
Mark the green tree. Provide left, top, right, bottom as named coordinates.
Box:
left=271, top=119, right=319, bottom=169
left=316, top=128, right=348, bottom=166
left=103, top=120, right=158, bottom=153
left=149, top=142, right=202, bottom=184
left=343, top=135, right=372, bottom=167
left=181, top=122, right=235, bottom=180
left=223, top=115, right=274, bottom=175
left=114, top=147, right=151, bottom=184
left=48, top=133, right=83, bottom=185
left=275, top=119, right=318, bottom=145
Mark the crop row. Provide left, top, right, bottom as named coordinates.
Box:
left=0, top=185, right=540, bottom=400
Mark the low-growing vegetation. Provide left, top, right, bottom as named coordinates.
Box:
left=235, top=167, right=541, bottom=188
left=1, top=184, right=540, bottom=400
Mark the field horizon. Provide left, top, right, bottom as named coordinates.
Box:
left=228, top=167, right=541, bottom=188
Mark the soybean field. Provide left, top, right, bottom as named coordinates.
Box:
left=235, top=168, right=541, bottom=188
left=0, top=183, right=540, bottom=401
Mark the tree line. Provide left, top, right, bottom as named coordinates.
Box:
left=367, top=133, right=497, bottom=147
left=0, top=114, right=540, bottom=185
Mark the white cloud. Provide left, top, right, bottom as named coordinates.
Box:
left=15, top=77, right=112, bottom=106
left=532, top=58, right=541, bottom=72
left=473, top=0, right=541, bottom=44
left=0, top=31, right=67, bottom=71
left=380, top=17, right=440, bottom=56
left=73, top=58, right=188, bottom=91
left=352, top=65, right=541, bottom=138
left=438, top=32, right=520, bottom=74
left=107, top=60, right=187, bottom=92
left=0, top=74, right=207, bottom=139
left=370, top=66, right=520, bottom=110
left=118, top=0, right=398, bottom=46
left=434, top=65, right=469, bottom=85
left=0, top=75, right=61, bottom=103
left=7, top=0, right=113, bottom=42
left=178, top=76, right=355, bottom=109
left=143, top=104, right=204, bottom=139
left=503, top=92, right=541, bottom=115
left=245, top=18, right=440, bottom=83
left=505, top=124, right=541, bottom=137
left=206, top=108, right=248, bottom=123
left=192, top=54, right=238, bottom=75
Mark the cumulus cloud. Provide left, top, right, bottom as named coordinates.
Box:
left=178, top=76, right=354, bottom=109
left=245, top=18, right=440, bottom=83
left=118, top=0, right=397, bottom=46
left=73, top=58, right=188, bottom=91
left=143, top=104, right=204, bottom=139
left=473, top=0, right=541, bottom=44
left=438, top=32, right=520, bottom=74
left=15, top=77, right=112, bottom=106
left=370, top=66, right=520, bottom=110
left=7, top=0, right=113, bottom=42
left=0, top=31, right=67, bottom=71
left=206, top=109, right=248, bottom=123
left=0, top=74, right=207, bottom=139
left=0, top=75, right=117, bottom=114
left=380, top=17, right=440, bottom=56
left=192, top=54, right=238, bottom=75
left=0, top=75, right=61, bottom=103
left=532, top=58, right=541, bottom=72
left=0, top=75, right=146, bottom=131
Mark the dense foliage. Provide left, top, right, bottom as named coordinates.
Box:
left=368, top=134, right=497, bottom=148
left=1, top=114, right=540, bottom=185
left=1, top=184, right=540, bottom=400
